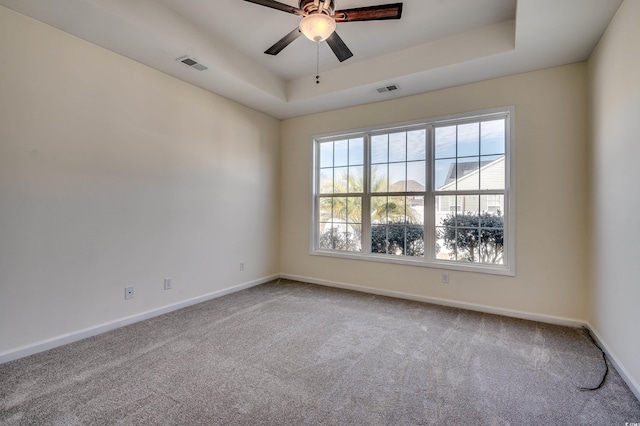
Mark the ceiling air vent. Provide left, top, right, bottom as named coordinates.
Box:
left=376, top=84, right=400, bottom=94
left=176, top=55, right=208, bottom=71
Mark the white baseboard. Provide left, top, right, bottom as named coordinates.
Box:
left=279, top=273, right=587, bottom=328
left=0, top=275, right=277, bottom=365
left=585, top=322, right=640, bottom=402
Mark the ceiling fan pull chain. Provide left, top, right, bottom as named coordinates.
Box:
left=316, top=42, right=320, bottom=84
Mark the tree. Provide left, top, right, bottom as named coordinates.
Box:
left=321, top=171, right=418, bottom=225
left=319, top=170, right=421, bottom=252
left=319, top=227, right=360, bottom=251
left=439, top=212, right=504, bottom=263
left=371, top=220, right=424, bottom=256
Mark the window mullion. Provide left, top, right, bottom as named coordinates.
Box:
left=424, top=125, right=436, bottom=262
left=362, top=134, right=372, bottom=255
left=312, top=141, right=322, bottom=252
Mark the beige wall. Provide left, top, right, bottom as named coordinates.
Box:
left=281, top=63, right=590, bottom=321
left=588, top=0, right=640, bottom=396
left=0, top=7, right=280, bottom=353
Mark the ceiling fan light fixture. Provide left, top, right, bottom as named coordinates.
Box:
left=299, top=13, right=336, bottom=42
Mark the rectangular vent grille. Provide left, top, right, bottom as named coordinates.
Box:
left=176, top=55, right=208, bottom=71
left=377, top=84, right=400, bottom=93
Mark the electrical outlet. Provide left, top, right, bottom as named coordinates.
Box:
left=441, top=273, right=450, bottom=284
left=125, top=286, right=135, bottom=299
left=240, top=261, right=245, bottom=272
left=164, top=278, right=172, bottom=290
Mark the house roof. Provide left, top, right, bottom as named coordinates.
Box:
left=390, top=180, right=426, bottom=192
left=439, top=156, right=505, bottom=191
left=443, top=159, right=495, bottom=187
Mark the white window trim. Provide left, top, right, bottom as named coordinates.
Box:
left=309, top=106, right=516, bottom=276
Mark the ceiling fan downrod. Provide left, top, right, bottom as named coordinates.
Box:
left=300, top=0, right=335, bottom=16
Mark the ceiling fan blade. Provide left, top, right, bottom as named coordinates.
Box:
left=265, top=27, right=302, bottom=55
left=325, top=32, right=353, bottom=62
left=333, top=3, right=403, bottom=22
left=243, top=0, right=304, bottom=16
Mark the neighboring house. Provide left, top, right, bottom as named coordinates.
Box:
left=389, top=179, right=425, bottom=225
left=434, top=156, right=506, bottom=261
left=435, top=156, right=505, bottom=227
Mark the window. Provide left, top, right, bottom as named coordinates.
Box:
left=317, top=137, right=364, bottom=252
left=312, top=107, right=514, bottom=275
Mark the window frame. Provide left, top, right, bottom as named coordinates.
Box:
left=310, top=106, right=515, bottom=276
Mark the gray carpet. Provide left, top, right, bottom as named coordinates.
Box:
left=1, top=279, right=639, bottom=425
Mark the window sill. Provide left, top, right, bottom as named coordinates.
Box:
left=309, top=249, right=515, bottom=277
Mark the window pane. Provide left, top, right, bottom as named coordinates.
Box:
left=371, top=225, right=387, bottom=253
left=458, top=122, right=480, bottom=157
left=349, top=138, right=364, bottom=166
left=456, top=158, right=480, bottom=191
left=407, top=130, right=426, bottom=161
left=480, top=155, right=505, bottom=190
left=387, top=196, right=406, bottom=223
left=371, top=135, right=388, bottom=164
left=332, top=167, right=348, bottom=194
left=406, top=161, right=425, bottom=191
left=459, top=194, right=479, bottom=216
left=388, top=163, right=406, bottom=192
left=435, top=195, right=457, bottom=228
left=334, top=228, right=347, bottom=250
left=347, top=197, right=362, bottom=224
left=452, top=226, right=479, bottom=263
left=320, top=225, right=352, bottom=251
left=319, top=224, right=333, bottom=249
left=387, top=225, right=405, bottom=255
left=319, top=197, right=333, bottom=222
left=346, top=224, right=362, bottom=252
left=371, top=196, right=388, bottom=224
left=435, top=126, right=456, bottom=159
left=408, top=195, right=424, bottom=225
left=479, top=227, right=504, bottom=264
left=435, top=226, right=449, bottom=260
left=481, top=194, right=504, bottom=219
left=406, top=223, right=424, bottom=257
left=389, top=132, right=406, bottom=163
left=481, top=119, right=505, bottom=156
left=456, top=207, right=479, bottom=228
left=333, top=197, right=347, bottom=222
left=435, top=159, right=456, bottom=191
left=319, top=169, right=333, bottom=194
left=437, top=198, right=484, bottom=263
left=320, top=142, right=333, bottom=168
left=334, top=139, right=348, bottom=167
left=348, top=166, right=364, bottom=193
left=371, top=165, right=388, bottom=193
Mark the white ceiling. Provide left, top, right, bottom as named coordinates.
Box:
left=0, top=0, right=622, bottom=119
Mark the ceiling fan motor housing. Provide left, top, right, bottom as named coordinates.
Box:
left=300, top=0, right=335, bottom=15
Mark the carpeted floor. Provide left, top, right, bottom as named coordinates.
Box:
left=1, top=279, right=639, bottom=425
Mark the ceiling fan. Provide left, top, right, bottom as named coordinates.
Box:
left=243, top=0, right=404, bottom=62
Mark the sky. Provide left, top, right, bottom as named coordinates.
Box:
left=319, top=118, right=506, bottom=191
